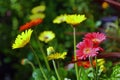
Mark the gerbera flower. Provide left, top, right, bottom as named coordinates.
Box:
left=12, top=29, right=33, bottom=49
left=30, top=18, right=43, bottom=26
left=38, top=31, right=55, bottom=43
left=76, top=39, right=100, bottom=60
left=97, top=59, right=105, bottom=66
left=29, top=13, right=45, bottom=20
left=65, top=14, right=86, bottom=26
left=84, top=32, right=106, bottom=45
left=31, top=5, right=46, bottom=14
left=47, top=52, right=67, bottom=60
left=53, top=14, right=66, bottom=24
left=77, top=60, right=91, bottom=68
left=99, top=65, right=106, bottom=72
left=95, top=59, right=106, bottom=72
left=19, top=18, right=43, bottom=31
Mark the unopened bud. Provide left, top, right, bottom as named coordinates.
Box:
left=21, top=58, right=29, bottom=65
left=47, top=46, right=55, bottom=55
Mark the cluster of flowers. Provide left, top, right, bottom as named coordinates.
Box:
left=12, top=14, right=87, bottom=50
left=12, top=18, right=55, bottom=49
left=76, top=32, right=106, bottom=60
left=12, top=13, right=107, bottom=80
left=73, top=32, right=106, bottom=72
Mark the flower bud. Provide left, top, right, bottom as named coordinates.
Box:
left=47, top=46, right=55, bottom=55
left=21, top=58, right=29, bottom=65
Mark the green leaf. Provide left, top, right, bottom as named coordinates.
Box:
left=50, top=76, right=56, bottom=80
left=111, top=65, right=120, bottom=78
left=32, top=68, right=54, bottom=80
left=32, top=69, right=44, bottom=80
left=58, top=68, right=68, bottom=79
left=79, top=67, right=89, bottom=80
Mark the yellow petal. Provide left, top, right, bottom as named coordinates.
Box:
left=48, top=52, right=67, bottom=60
left=31, top=5, right=46, bottom=14
left=65, top=14, right=86, bottom=26
left=12, top=29, right=33, bottom=49
left=29, top=13, right=45, bottom=20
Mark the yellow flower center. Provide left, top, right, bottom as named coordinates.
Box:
left=84, top=48, right=91, bottom=54
left=92, top=38, right=100, bottom=43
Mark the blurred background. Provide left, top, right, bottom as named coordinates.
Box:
left=0, top=0, right=120, bottom=80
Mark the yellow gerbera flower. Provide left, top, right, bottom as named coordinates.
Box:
left=31, top=5, right=46, bottom=14
left=65, top=14, right=86, bottom=26
left=97, top=59, right=106, bottom=72
left=99, top=65, right=106, bottom=72
left=47, top=52, right=67, bottom=60
left=97, top=59, right=105, bottom=66
left=53, top=14, right=66, bottom=24
left=38, top=31, right=55, bottom=43
left=29, top=13, right=45, bottom=20
left=12, top=29, right=33, bottom=49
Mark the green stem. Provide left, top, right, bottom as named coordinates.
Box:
left=73, top=27, right=79, bottom=80
left=28, top=61, right=36, bottom=70
left=52, top=60, right=61, bottom=80
left=78, top=67, right=81, bottom=77
left=89, top=56, right=95, bottom=80
left=29, top=44, right=48, bottom=80
left=39, top=42, right=51, bottom=71
left=95, top=56, right=98, bottom=80
left=34, top=31, right=51, bottom=71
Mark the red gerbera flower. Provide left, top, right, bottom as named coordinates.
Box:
left=84, top=32, right=106, bottom=46
left=76, top=39, right=100, bottom=60
left=19, top=18, right=43, bottom=31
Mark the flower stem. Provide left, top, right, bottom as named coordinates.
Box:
left=52, top=60, right=61, bottom=80
left=39, top=42, right=51, bottom=71
left=28, top=61, right=36, bottom=70
left=95, top=56, right=98, bottom=80
left=34, top=31, right=51, bottom=71
left=73, top=27, right=79, bottom=80
left=78, top=67, right=81, bottom=77
left=89, top=56, right=96, bottom=80
left=29, top=44, right=48, bottom=80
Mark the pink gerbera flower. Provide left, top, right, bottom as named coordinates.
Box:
left=84, top=32, right=106, bottom=45
left=76, top=39, right=100, bottom=60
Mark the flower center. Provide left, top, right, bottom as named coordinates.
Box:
left=84, top=48, right=91, bottom=54
left=44, top=36, right=49, bottom=39
left=92, top=38, right=100, bottom=43
left=60, top=17, right=65, bottom=22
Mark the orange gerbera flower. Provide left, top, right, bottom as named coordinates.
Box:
left=77, top=60, right=96, bottom=68
left=19, top=18, right=43, bottom=31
